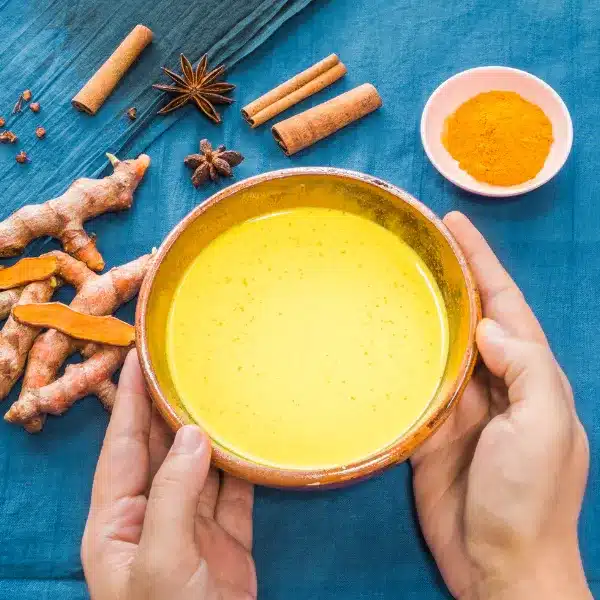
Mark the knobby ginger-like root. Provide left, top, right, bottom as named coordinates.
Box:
left=20, top=254, right=148, bottom=395
left=7, top=346, right=128, bottom=425
left=47, top=250, right=96, bottom=289
left=0, top=279, right=58, bottom=400
left=13, top=302, right=136, bottom=347
left=18, top=342, right=121, bottom=432
left=5, top=253, right=152, bottom=430
left=0, top=154, right=150, bottom=271
left=0, top=250, right=97, bottom=401
left=0, top=288, right=24, bottom=319
left=20, top=346, right=124, bottom=433
left=93, top=378, right=119, bottom=412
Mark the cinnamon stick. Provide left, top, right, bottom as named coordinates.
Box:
left=272, top=83, right=382, bottom=156
left=72, top=24, right=153, bottom=115
left=242, top=54, right=347, bottom=128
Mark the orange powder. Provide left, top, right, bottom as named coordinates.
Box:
left=442, top=91, right=554, bottom=186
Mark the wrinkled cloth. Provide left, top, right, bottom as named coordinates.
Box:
left=0, top=0, right=312, bottom=210
left=0, top=0, right=599, bottom=598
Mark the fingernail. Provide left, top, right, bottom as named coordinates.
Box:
left=173, top=425, right=205, bottom=455
left=480, top=319, right=505, bottom=343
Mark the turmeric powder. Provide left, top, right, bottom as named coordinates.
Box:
left=443, top=91, right=553, bottom=187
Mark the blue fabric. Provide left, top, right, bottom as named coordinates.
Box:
left=0, top=0, right=599, bottom=598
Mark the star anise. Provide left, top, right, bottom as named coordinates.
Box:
left=184, top=139, right=244, bottom=187
left=153, top=54, right=235, bottom=123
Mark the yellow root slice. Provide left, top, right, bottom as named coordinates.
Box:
left=0, top=256, right=58, bottom=290
left=12, top=302, right=135, bottom=346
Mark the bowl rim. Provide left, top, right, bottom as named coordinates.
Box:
left=135, top=167, right=480, bottom=488
left=420, top=65, right=574, bottom=198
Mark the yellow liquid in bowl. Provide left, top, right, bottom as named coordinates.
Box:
left=167, top=207, right=449, bottom=470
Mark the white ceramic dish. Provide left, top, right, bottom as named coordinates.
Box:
left=420, top=66, right=573, bottom=198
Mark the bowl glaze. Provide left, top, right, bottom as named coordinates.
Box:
left=136, top=168, right=480, bottom=489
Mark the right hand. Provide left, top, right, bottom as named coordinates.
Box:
left=81, top=351, right=256, bottom=600
left=411, top=212, right=591, bottom=599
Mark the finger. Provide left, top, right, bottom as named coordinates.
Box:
left=91, top=349, right=151, bottom=511
left=444, top=211, right=546, bottom=344
left=196, top=468, right=220, bottom=518
left=140, top=425, right=211, bottom=554
left=476, top=318, right=569, bottom=410
left=215, top=474, right=254, bottom=550
left=148, top=406, right=173, bottom=484
left=410, top=369, right=490, bottom=466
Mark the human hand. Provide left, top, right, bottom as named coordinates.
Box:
left=411, top=212, right=591, bottom=600
left=81, top=351, right=256, bottom=600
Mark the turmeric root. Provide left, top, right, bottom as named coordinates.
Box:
left=0, top=278, right=59, bottom=399
left=0, top=288, right=23, bottom=319
left=0, top=251, right=99, bottom=401
left=13, top=303, right=136, bottom=347
left=93, top=378, right=119, bottom=411
left=48, top=249, right=98, bottom=289
left=0, top=154, right=150, bottom=271
left=5, top=253, right=152, bottom=430
left=0, top=256, right=58, bottom=290
left=20, top=342, right=121, bottom=433
left=5, top=346, right=128, bottom=424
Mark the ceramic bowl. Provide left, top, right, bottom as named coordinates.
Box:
left=136, top=168, right=480, bottom=489
left=421, top=66, right=573, bottom=197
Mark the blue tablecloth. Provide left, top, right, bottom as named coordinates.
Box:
left=0, top=0, right=599, bottom=598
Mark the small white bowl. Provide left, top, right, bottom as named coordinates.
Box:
left=420, top=66, right=573, bottom=197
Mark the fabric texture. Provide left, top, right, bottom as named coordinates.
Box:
left=0, top=0, right=599, bottom=598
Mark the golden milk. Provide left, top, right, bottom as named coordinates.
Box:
left=167, top=207, right=449, bottom=470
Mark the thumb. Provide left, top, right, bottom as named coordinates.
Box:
left=476, top=318, right=566, bottom=409
left=140, top=425, right=211, bottom=556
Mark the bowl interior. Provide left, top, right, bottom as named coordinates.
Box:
left=421, top=66, right=573, bottom=197
left=142, top=172, right=477, bottom=486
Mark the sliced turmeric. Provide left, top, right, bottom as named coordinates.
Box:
left=13, top=302, right=135, bottom=346
left=0, top=256, right=58, bottom=290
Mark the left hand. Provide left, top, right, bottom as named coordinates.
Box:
left=81, top=350, right=257, bottom=600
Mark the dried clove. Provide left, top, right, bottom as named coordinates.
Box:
left=12, top=89, right=32, bottom=114
left=126, top=107, right=137, bottom=121
left=35, top=126, right=46, bottom=139
left=30, top=102, right=40, bottom=113
left=12, top=96, right=23, bottom=114
left=0, top=131, right=18, bottom=144
left=16, top=150, right=28, bottom=164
